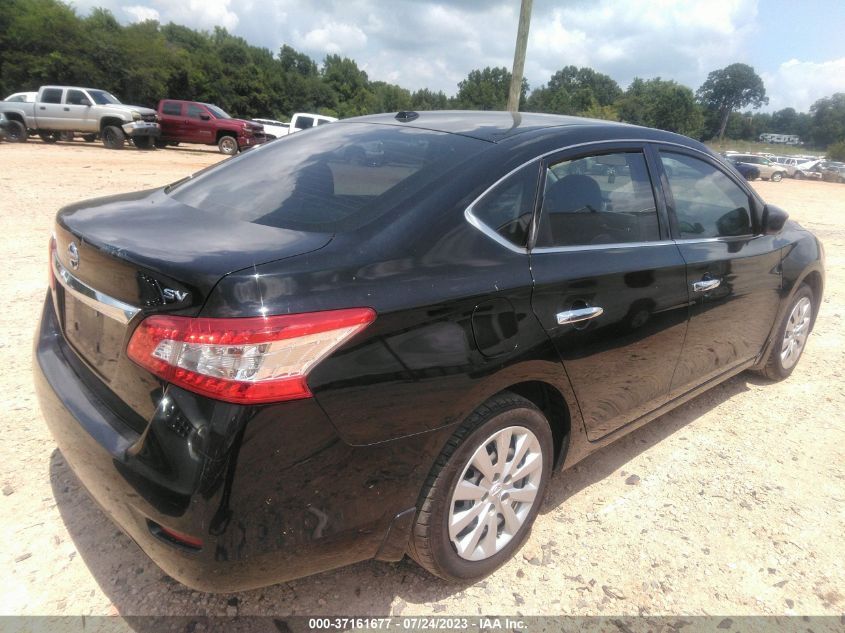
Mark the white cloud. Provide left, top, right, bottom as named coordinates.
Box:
left=69, top=0, right=845, bottom=114
left=299, top=22, right=368, bottom=54
left=152, top=0, right=239, bottom=31
left=763, top=58, right=845, bottom=112
left=123, top=5, right=160, bottom=23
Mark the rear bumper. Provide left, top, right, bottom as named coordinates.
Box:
left=122, top=121, right=161, bottom=138
left=33, top=295, right=429, bottom=591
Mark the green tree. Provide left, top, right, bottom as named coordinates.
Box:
left=696, top=63, right=768, bottom=141
left=527, top=66, right=621, bottom=115
left=827, top=140, right=845, bottom=161
left=456, top=67, right=525, bottom=110
left=410, top=88, right=450, bottom=111
left=616, top=77, right=702, bottom=136
left=321, top=54, right=374, bottom=117
left=809, top=93, right=845, bottom=147
left=370, top=81, right=411, bottom=113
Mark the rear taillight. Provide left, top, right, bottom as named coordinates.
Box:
left=127, top=308, right=375, bottom=404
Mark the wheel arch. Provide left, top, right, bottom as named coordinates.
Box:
left=216, top=129, right=238, bottom=143
left=493, top=380, right=572, bottom=470
left=99, top=116, right=125, bottom=131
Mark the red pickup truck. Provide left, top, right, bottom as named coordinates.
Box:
left=156, top=99, right=266, bottom=154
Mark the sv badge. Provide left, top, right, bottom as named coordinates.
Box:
left=162, top=288, right=189, bottom=302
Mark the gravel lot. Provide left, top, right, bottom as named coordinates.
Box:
left=1, top=141, right=843, bottom=621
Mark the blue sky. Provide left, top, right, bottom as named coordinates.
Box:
left=68, top=0, right=845, bottom=112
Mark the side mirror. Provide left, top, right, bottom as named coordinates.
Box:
left=200, top=114, right=211, bottom=121
left=762, top=204, right=789, bottom=235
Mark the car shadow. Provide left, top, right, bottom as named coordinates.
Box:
left=49, top=371, right=758, bottom=627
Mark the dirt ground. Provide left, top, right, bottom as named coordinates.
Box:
left=0, top=140, right=843, bottom=622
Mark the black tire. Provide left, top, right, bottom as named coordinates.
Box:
left=39, top=132, right=59, bottom=144
left=218, top=134, right=238, bottom=155
left=133, top=136, right=154, bottom=150
left=102, top=125, right=125, bottom=149
left=82, top=134, right=96, bottom=143
left=794, top=171, right=804, bottom=180
left=408, top=392, right=553, bottom=582
left=755, top=284, right=814, bottom=381
left=59, top=131, right=75, bottom=142
left=6, top=120, right=27, bottom=142
left=771, top=171, right=783, bottom=182
left=154, top=138, right=168, bottom=149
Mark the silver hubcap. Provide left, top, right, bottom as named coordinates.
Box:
left=221, top=138, right=236, bottom=153
left=448, top=426, right=543, bottom=561
left=781, top=296, right=812, bottom=369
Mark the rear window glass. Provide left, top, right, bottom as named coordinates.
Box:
left=162, top=102, right=181, bottom=115
left=170, top=124, right=487, bottom=233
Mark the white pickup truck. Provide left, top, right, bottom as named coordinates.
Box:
left=0, top=85, right=160, bottom=149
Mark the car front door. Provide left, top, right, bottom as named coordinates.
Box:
left=186, top=103, right=215, bottom=144
left=654, top=147, right=782, bottom=393
left=529, top=145, right=690, bottom=441
left=63, top=89, right=95, bottom=131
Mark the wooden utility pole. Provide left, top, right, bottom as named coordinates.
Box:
left=507, top=0, right=533, bottom=112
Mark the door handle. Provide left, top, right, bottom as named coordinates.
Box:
left=557, top=306, right=604, bottom=325
left=692, top=278, right=721, bottom=292
left=63, top=107, right=70, bottom=111
left=39, top=106, right=46, bottom=110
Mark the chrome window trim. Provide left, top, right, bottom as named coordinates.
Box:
left=532, top=240, right=677, bottom=254
left=53, top=253, right=140, bottom=325
left=464, top=137, right=726, bottom=255
left=463, top=207, right=528, bottom=254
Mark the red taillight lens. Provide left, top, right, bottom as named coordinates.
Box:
left=127, top=308, right=375, bottom=404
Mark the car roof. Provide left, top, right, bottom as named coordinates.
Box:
left=343, top=110, right=635, bottom=143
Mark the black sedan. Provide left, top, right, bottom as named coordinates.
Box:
left=728, top=157, right=761, bottom=181
left=35, top=111, right=824, bottom=591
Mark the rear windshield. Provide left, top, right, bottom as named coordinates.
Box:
left=170, top=123, right=488, bottom=232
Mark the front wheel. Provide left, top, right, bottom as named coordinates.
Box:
left=102, top=125, right=125, bottom=149
left=218, top=135, right=238, bottom=155
left=408, top=392, right=553, bottom=582
left=755, top=284, right=814, bottom=381
left=771, top=172, right=783, bottom=182
left=133, top=136, right=154, bottom=150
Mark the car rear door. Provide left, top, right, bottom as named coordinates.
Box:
left=653, top=146, right=782, bottom=393
left=36, top=87, right=65, bottom=129
left=529, top=144, right=690, bottom=441
left=158, top=100, right=183, bottom=140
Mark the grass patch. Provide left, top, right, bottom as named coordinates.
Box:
left=704, top=139, right=824, bottom=158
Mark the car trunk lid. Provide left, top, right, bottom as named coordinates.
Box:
left=52, top=188, right=332, bottom=413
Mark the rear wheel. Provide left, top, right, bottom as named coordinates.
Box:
left=409, top=392, right=553, bottom=582
left=218, top=135, right=238, bottom=155
left=39, top=132, right=59, bottom=143
left=755, top=284, right=814, bottom=381
left=771, top=171, right=783, bottom=182
left=102, top=125, right=125, bottom=149
left=6, top=120, right=27, bottom=142
left=59, top=131, right=75, bottom=142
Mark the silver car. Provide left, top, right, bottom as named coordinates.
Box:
left=732, top=154, right=787, bottom=181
